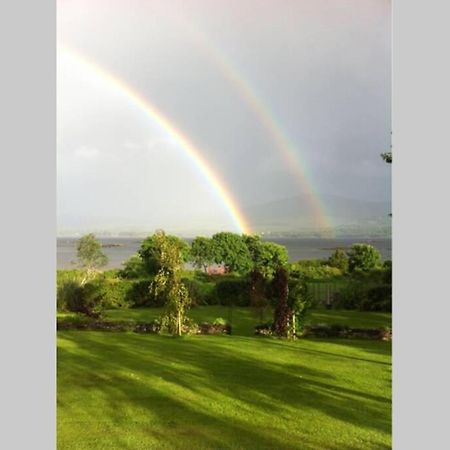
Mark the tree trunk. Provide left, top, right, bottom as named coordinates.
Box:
left=292, top=312, right=296, bottom=340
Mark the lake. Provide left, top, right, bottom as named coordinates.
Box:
left=57, top=237, right=391, bottom=269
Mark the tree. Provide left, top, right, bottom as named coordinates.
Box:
left=271, top=267, right=290, bottom=337
left=139, top=232, right=190, bottom=276
left=150, top=230, right=191, bottom=336
left=190, top=237, right=214, bottom=272
left=287, top=279, right=311, bottom=339
left=328, top=248, right=349, bottom=273
left=243, top=235, right=288, bottom=278
left=76, top=233, right=108, bottom=283
left=211, top=232, right=252, bottom=273
left=347, top=243, right=382, bottom=272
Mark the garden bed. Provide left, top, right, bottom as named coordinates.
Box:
left=255, top=323, right=392, bottom=340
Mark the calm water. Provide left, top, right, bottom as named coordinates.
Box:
left=57, top=237, right=391, bottom=269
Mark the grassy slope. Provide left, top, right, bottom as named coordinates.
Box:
left=58, top=332, right=391, bottom=449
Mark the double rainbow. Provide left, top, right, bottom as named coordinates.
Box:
left=59, top=44, right=252, bottom=235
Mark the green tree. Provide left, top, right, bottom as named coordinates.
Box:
left=243, top=235, right=288, bottom=278
left=347, top=244, right=382, bottom=272
left=211, top=232, right=252, bottom=273
left=139, top=232, right=190, bottom=275
left=190, top=237, right=214, bottom=272
left=287, top=279, right=311, bottom=339
left=272, top=267, right=290, bottom=337
left=328, top=248, right=349, bottom=273
left=150, top=230, right=191, bottom=336
left=76, top=233, right=108, bottom=283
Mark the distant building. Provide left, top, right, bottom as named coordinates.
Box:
left=207, top=265, right=226, bottom=275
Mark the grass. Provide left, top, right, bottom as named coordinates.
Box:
left=58, top=332, right=391, bottom=449
left=101, top=306, right=391, bottom=336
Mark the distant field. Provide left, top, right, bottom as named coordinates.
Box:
left=58, top=331, right=391, bottom=449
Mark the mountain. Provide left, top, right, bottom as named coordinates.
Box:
left=244, top=194, right=391, bottom=237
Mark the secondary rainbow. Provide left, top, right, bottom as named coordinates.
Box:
left=183, top=24, right=334, bottom=235
left=59, top=44, right=252, bottom=235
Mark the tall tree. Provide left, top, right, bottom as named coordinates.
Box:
left=150, top=230, right=190, bottom=336
left=272, top=267, right=290, bottom=337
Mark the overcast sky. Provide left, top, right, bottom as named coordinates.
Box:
left=57, top=0, right=391, bottom=234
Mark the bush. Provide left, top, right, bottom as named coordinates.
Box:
left=118, top=254, right=147, bottom=279
left=361, top=285, right=392, bottom=312
left=65, top=280, right=106, bottom=318
left=126, top=280, right=158, bottom=307
left=182, top=278, right=217, bottom=305
left=97, top=278, right=134, bottom=309
left=332, top=282, right=369, bottom=310
left=215, top=278, right=251, bottom=306
left=289, top=261, right=342, bottom=281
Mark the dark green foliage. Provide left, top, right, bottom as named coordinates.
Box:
left=119, top=254, right=147, bottom=279
left=138, top=232, right=190, bottom=276
left=182, top=278, right=217, bottom=306
left=347, top=244, right=382, bottom=272
left=211, top=232, right=252, bottom=274
left=333, top=280, right=391, bottom=312
left=361, top=285, right=392, bottom=312
left=215, top=277, right=251, bottom=306
left=249, top=269, right=269, bottom=322
left=272, top=267, right=290, bottom=337
left=333, top=281, right=370, bottom=310
left=127, top=280, right=160, bottom=307
left=328, top=249, right=349, bottom=273
left=65, top=279, right=106, bottom=318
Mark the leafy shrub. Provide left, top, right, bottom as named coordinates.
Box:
left=182, top=278, right=217, bottom=305
left=360, top=285, right=392, bottom=312
left=97, top=278, right=134, bottom=309
left=289, top=260, right=342, bottom=281
left=215, top=278, right=251, bottom=306
left=118, top=254, right=148, bottom=279
left=126, top=279, right=159, bottom=307
left=65, top=280, right=106, bottom=318
left=332, top=282, right=369, bottom=310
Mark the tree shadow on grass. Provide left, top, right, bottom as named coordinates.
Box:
left=58, top=332, right=391, bottom=450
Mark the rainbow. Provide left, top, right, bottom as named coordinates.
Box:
left=58, top=44, right=252, bottom=235
left=182, top=24, right=334, bottom=235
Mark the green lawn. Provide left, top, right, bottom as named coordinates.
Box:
left=58, top=332, right=391, bottom=449
left=101, top=306, right=391, bottom=336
